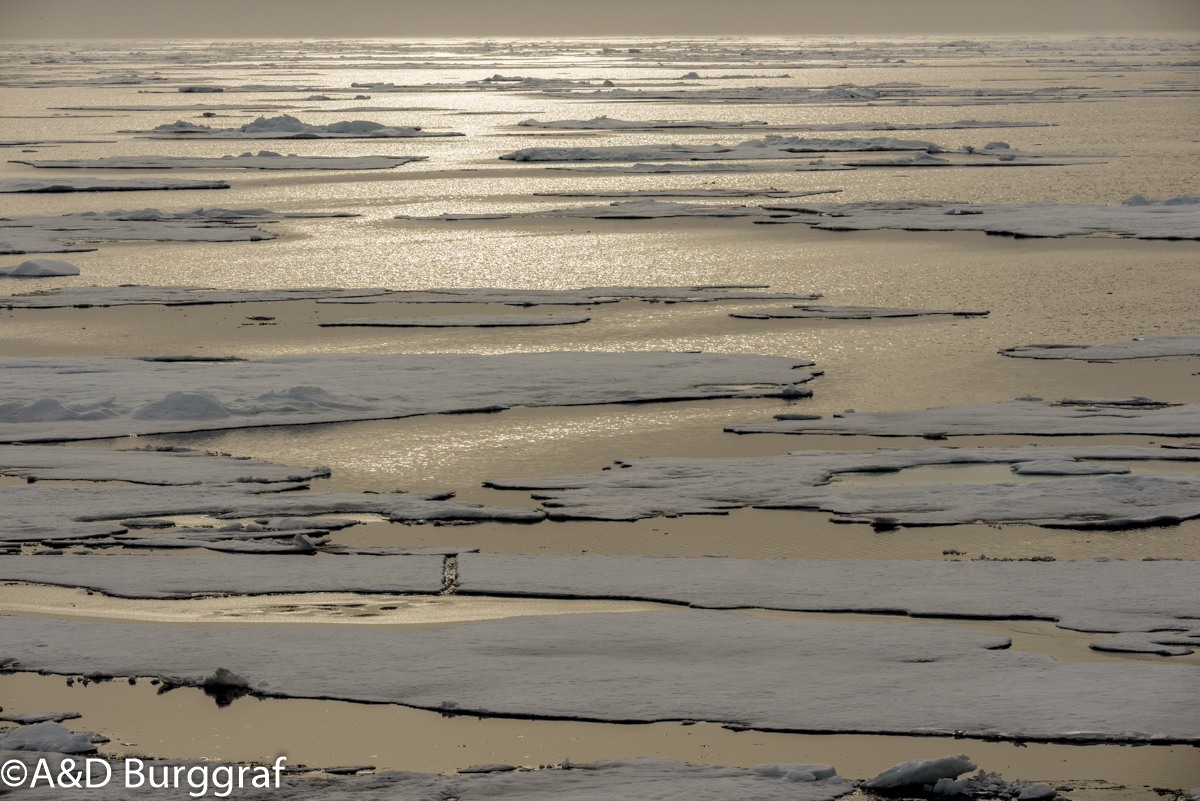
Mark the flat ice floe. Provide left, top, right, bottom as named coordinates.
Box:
left=1, top=612, right=1194, bottom=742
left=0, top=259, right=79, bottom=277
left=1001, top=334, right=1200, bottom=360
left=5, top=284, right=818, bottom=307
left=456, top=553, right=1199, bottom=637
left=132, top=114, right=464, bottom=139
left=499, top=135, right=951, bottom=162
left=321, top=285, right=823, bottom=306
left=0, top=444, right=332, bottom=485
left=517, top=117, right=1055, bottom=132
left=559, top=84, right=1199, bottom=106
left=483, top=445, right=1200, bottom=529
left=555, top=161, right=855, bottom=173
left=398, top=199, right=768, bottom=221
left=755, top=196, right=1200, bottom=240
left=0, top=554, right=446, bottom=596
left=3, top=285, right=388, bottom=307
left=533, top=188, right=842, bottom=199
left=319, top=315, right=590, bottom=328
left=0, top=177, right=230, bottom=193
left=11, top=153, right=427, bottom=170
left=0, top=207, right=349, bottom=255
left=732, top=305, right=989, bottom=320
left=0, top=481, right=545, bottom=542
left=727, top=397, right=1200, bottom=438
left=0, top=753, right=856, bottom=801
left=0, top=352, right=818, bottom=442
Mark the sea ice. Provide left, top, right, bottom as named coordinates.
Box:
left=533, top=188, right=842, bottom=199
left=499, top=135, right=951, bottom=162
left=0, top=752, right=855, bottom=800
left=0, top=722, right=97, bottom=755
left=517, top=117, right=1054, bottom=132
left=0, top=554, right=446, bottom=597
left=555, top=161, right=855, bottom=174
left=0, top=352, right=817, bottom=442
left=481, top=445, right=1200, bottom=529
left=398, top=199, right=768, bottom=221
left=11, top=153, right=427, bottom=170
left=0, top=445, right=331, bottom=485
left=135, top=114, right=464, bottom=139
left=456, top=553, right=1199, bottom=637
left=1001, top=334, right=1200, bottom=360
left=3, top=285, right=389, bottom=308
left=319, top=315, right=590, bottom=328
left=863, top=754, right=977, bottom=789
left=731, top=305, right=989, bottom=320
left=0, top=259, right=79, bottom=277
left=754, top=196, right=1200, bottom=240
left=0, top=712, right=81, bottom=724
left=0, top=177, right=230, bottom=193
left=726, top=397, right=1200, bottom=437
left=317, top=285, right=823, bottom=306
left=0, top=612, right=1193, bottom=742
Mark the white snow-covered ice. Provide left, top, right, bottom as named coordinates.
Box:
left=1001, top=334, right=1200, bottom=360
left=755, top=196, right=1200, bottom=240
left=0, top=612, right=1194, bottom=742
left=0, top=351, right=818, bottom=442
left=727, top=397, right=1200, bottom=438
left=319, top=315, right=590, bottom=328
left=482, top=445, right=1200, bottom=529
left=0, top=177, right=230, bottom=193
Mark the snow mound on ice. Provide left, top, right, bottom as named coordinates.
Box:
left=0, top=259, right=79, bottom=277
left=864, top=754, right=977, bottom=788
left=0, top=722, right=97, bottom=754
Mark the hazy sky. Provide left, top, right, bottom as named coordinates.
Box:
left=2, top=0, right=1198, bottom=38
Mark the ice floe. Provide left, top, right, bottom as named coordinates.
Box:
left=732, top=305, right=989, bottom=320
left=0, top=352, right=818, bottom=442
left=517, top=117, right=1055, bottom=132
left=0, top=208, right=354, bottom=255
left=133, top=114, right=464, bottom=139
left=0, top=258, right=79, bottom=277
left=499, top=135, right=951, bottom=162
left=1001, top=334, right=1200, bottom=360
left=319, top=315, right=590, bottom=328
left=754, top=196, right=1200, bottom=240
left=0, top=479, right=545, bottom=541
left=0, top=612, right=1193, bottom=742
left=3, top=285, right=388, bottom=307
left=456, top=553, right=1199, bottom=639
left=11, top=153, right=427, bottom=170
left=317, top=285, right=823, bottom=306
left=534, top=188, right=842, bottom=199
left=0, top=445, right=331, bottom=485
left=863, top=754, right=977, bottom=789
left=0, top=554, right=447, bottom=596
left=483, top=445, right=1200, bottom=529
left=0, top=722, right=98, bottom=755
left=398, top=199, right=768, bottom=221
left=0, top=752, right=855, bottom=800
left=727, top=397, right=1200, bottom=438
left=0, top=177, right=230, bottom=193
left=556, top=161, right=855, bottom=174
